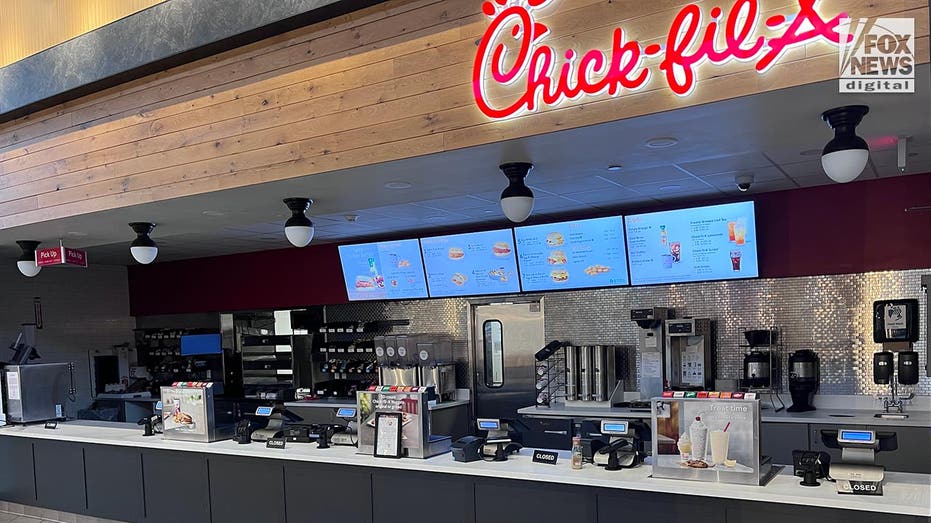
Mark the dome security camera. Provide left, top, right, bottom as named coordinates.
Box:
left=735, top=174, right=754, bottom=192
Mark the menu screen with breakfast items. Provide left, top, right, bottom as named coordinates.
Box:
left=420, top=229, right=520, bottom=297
left=515, top=216, right=630, bottom=291
left=338, top=239, right=429, bottom=301
left=625, top=201, right=758, bottom=285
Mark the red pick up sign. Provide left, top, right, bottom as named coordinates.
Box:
left=36, top=246, right=88, bottom=268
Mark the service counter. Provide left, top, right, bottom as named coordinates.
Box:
left=517, top=405, right=931, bottom=474
left=0, top=421, right=927, bottom=523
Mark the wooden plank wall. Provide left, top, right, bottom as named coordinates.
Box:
left=0, top=0, right=927, bottom=230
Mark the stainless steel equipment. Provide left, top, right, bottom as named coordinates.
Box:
left=472, top=300, right=545, bottom=420
left=419, top=364, right=456, bottom=402
left=357, top=388, right=451, bottom=458
left=631, top=307, right=669, bottom=400
left=240, top=334, right=312, bottom=400
left=665, top=318, right=715, bottom=390
left=788, top=349, right=819, bottom=412
left=160, top=382, right=234, bottom=442
left=3, top=363, right=74, bottom=423
left=579, top=346, right=592, bottom=401
left=564, top=345, right=621, bottom=402
left=378, top=366, right=418, bottom=387
left=565, top=346, right=579, bottom=400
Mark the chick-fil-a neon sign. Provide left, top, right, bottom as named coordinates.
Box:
left=473, top=0, right=850, bottom=119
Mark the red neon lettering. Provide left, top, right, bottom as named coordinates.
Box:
left=474, top=0, right=849, bottom=118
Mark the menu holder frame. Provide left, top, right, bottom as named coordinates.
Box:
left=373, top=412, right=404, bottom=458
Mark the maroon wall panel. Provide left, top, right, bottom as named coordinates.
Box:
left=128, top=242, right=348, bottom=316
left=128, top=174, right=931, bottom=316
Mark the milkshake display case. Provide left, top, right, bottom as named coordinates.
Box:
left=356, top=386, right=451, bottom=458
left=651, top=395, right=779, bottom=486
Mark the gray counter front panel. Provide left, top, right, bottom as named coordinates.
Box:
left=286, top=462, right=372, bottom=523
left=143, top=449, right=211, bottom=523
left=208, top=455, right=286, bottom=523
left=85, top=444, right=145, bottom=522
left=372, top=469, right=475, bottom=523
left=0, top=436, right=35, bottom=504
left=33, top=440, right=86, bottom=514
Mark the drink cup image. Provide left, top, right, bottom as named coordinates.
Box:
left=662, top=254, right=674, bottom=269
left=734, top=218, right=747, bottom=245
left=710, top=430, right=730, bottom=465
left=730, top=250, right=742, bottom=271
left=727, top=221, right=736, bottom=242
left=670, top=242, right=681, bottom=263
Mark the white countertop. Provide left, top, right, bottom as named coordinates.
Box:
left=2, top=421, right=928, bottom=517
left=518, top=405, right=931, bottom=427
left=285, top=399, right=469, bottom=411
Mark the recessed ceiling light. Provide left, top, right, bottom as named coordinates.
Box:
left=483, top=209, right=495, bottom=214
left=658, top=184, right=681, bottom=191
left=607, top=165, right=623, bottom=171
left=65, top=231, right=87, bottom=237
left=800, top=148, right=822, bottom=156
left=202, top=210, right=226, bottom=217
left=384, top=181, right=413, bottom=190
left=645, top=137, right=678, bottom=148
left=344, top=214, right=359, bottom=223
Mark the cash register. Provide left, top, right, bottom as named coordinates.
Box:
left=330, top=407, right=359, bottom=446
left=593, top=420, right=644, bottom=470
left=452, top=419, right=522, bottom=462
left=250, top=405, right=303, bottom=442
left=821, top=428, right=897, bottom=495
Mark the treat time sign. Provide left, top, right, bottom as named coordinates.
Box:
left=472, top=0, right=851, bottom=119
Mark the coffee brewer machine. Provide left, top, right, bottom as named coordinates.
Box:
left=871, top=299, right=920, bottom=418
left=665, top=318, right=715, bottom=390
left=631, top=308, right=669, bottom=399
left=787, top=350, right=819, bottom=412
left=563, top=345, right=622, bottom=402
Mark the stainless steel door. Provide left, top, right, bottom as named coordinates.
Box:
left=472, top=300, right=545, bottom=420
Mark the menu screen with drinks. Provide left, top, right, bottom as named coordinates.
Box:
left=338, top=239, right=429, bottom=301
left=514, top=216, right=630, bottom=291
left=420, top=229, right=520, bottom=297
left=625, top=201, right=759, bottom=285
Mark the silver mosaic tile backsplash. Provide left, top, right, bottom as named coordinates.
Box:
left=321, top=268, right=929, bottom=396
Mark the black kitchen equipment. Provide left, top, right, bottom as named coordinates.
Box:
left=744, top=329, right=779, bottom=346
left=873, top=351, right=894, bottom=385
left=792, top=450, right=831, bottom=487
left=787, top=350, right=819, bottom=412
left=137, top=416, right=155, bottom=437
left=897, top=351, right=919, bottom=385
left=743, top=350, right=772, bottom=388
left=451, top=436, right=485, bottom=462
left=233, top=420, right=252, bottom=444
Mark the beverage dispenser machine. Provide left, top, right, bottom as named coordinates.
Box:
left=665, top=318, right=715, bottom=391
left=631, top=308, right=669, bottom=400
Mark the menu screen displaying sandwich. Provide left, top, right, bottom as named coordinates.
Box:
left=338, top=239, right=429, bottom=301
left=514, top=216, right=630, bottom=291
left=420, top=229, right=520, bottom=297
left=625, top=201, right=759, bottom=285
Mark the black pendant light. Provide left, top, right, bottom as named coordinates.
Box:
left=499, top=162, right=534, bottom=223
left=129, top=223, right=158, bottom=264
left=820, top=105, right=870, bottom=183
left=16, top=240, right=42, bottom=277
left=283, top=198, right=314, bottom=247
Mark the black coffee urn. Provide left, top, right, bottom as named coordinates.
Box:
left=787, top=350, right=819, bottom=412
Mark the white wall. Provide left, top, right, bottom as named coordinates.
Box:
left=0, top=263, right=135, bottom=417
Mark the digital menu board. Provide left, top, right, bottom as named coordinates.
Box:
left=515, top=216, right=629, bottom=291
left=338, top=239, right=429, bottom=301
left=625, top=201, right=759, bottom=285
left=420, top=229, right=520, bottom=297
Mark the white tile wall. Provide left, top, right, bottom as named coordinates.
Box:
left=0, top=264, right=135, bottom=416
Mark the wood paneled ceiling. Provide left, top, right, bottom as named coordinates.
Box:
left=0, top=70, right=928, bottom=265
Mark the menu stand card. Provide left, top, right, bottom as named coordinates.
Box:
left=373, top=412, right=403, bottom=458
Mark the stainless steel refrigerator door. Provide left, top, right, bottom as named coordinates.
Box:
left=472, top=300, right=545, bottom=420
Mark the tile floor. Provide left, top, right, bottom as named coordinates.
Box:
left=0, top=501, right=125, bottom=523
